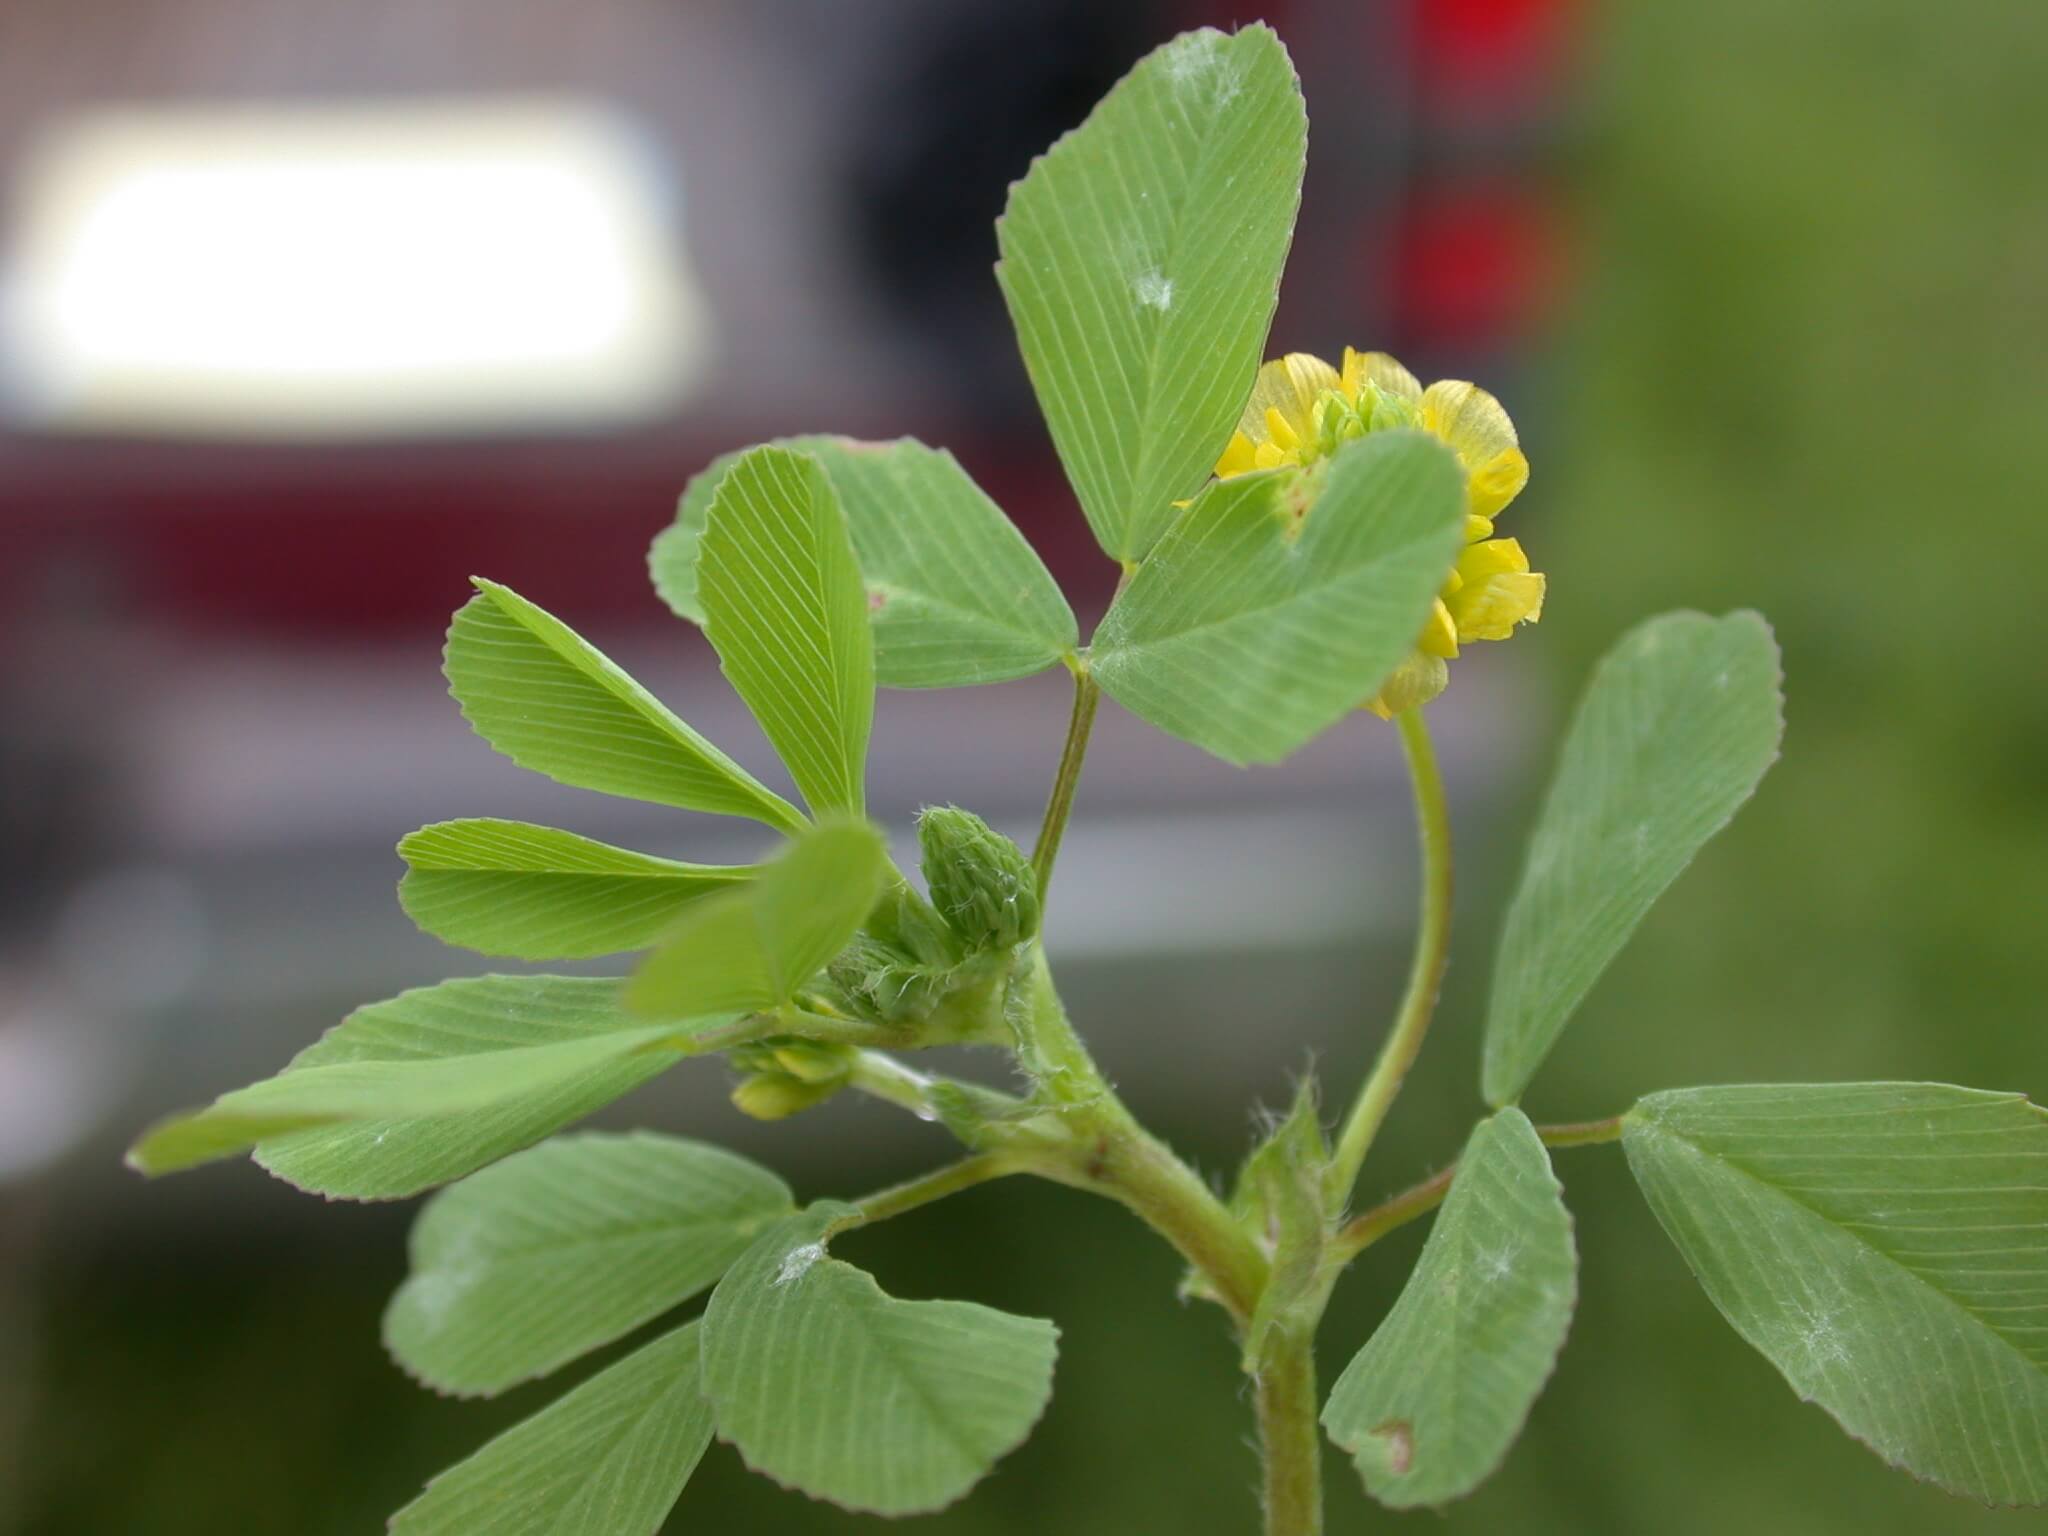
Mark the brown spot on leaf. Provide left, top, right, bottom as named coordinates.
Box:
left=1372, top=1420, right=1414, bottom=1475
left=868, top=588, right=888, bottom=613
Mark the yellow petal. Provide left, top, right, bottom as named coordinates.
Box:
left=1215, top=430, right=1258, bottom=479
left=1264, top=406, right=1300, bottom=452
left=1420, top=380, right=1528, bottom=516
left=1455, top=536, right=1530, bottom=584
left=1446, top=570, right=1546, bottom=642
left=1463, top=514, right=1496, bottom=545
left=1466, top=448, right=1530, bottom=519
left=1340, top=347, right=1423, bottom=407
left=1366, top=651, right=1449, bottom=719
left=1418, top=596, right=1461, bottom=659
left=1253, top=440, right=1296, bottom=470
left=1239, top=353, right=1340, bottom=444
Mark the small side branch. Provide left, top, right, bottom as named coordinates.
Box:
left=1328, top=1115, right=1626, bottom=1264
left=853, top=1152, right=1027, bottom=1226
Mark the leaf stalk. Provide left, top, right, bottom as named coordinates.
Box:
left=1327, top=706, right=1455, bottom=1210
left=1031, top=663, right=1101, bottom=900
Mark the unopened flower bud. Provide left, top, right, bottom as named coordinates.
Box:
left=825, top=934, right=949, bottom=1025
left=917, top=806, right=1040, bottom=951
left=731, top=1071, right=841, bottom=1121
left=770, top=1040, right=854, bottom=1085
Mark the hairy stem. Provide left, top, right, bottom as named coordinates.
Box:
left=1031, top=664, right=1100, bottom=900
left=1328, top=707, right=1454, bottom=1210
left=843, top=965, right=1265, bottom=1325
left=1016, top=947, right=1269, bottom=1324
left=853, top=1152, right=1027, bottom=1225
left=1328, top=1114, right=1627, bottom=1263
left=1255, top=1328, right=1324, bottom=1536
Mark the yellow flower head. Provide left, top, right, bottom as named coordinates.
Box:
left=1215, top=347, right=1545, bottom=717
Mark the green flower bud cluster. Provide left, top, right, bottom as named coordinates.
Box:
left=823, top=933, right=952, bottom=1027
left=917, top=807, right=1040, bottom=952
left=1309, top=379, right=1417, bottom=462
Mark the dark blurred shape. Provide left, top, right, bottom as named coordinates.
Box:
left=839, top=0, right=1159, bottom=398
left=1390, top=182, right=1562, bottom=346
left=1415, top=0, right=1572, bottom=108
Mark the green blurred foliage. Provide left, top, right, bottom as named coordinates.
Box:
left=1469, top=0, right=2048, bottom=1529
left=21, top=0, right=2048, bottom=1530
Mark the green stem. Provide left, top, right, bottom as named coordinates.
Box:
left=853, top=1152, right=1025, bottom=1225
left=1255, top=1329, right=1324, bottom=1536
left=1031, top=663, right=1100, bottom=900
left=679, top=1009, right=909, bottom=1056
left=1016, top=947, right=1269, bottom=1325
left=1327, top=706, right=1454, bottom=1211
left=1537, top=1113, right=1630, bottom=1150
left=1328, top=1114, right=1626, bottom=1263
left=843, top=1049, right=943, bottom=1116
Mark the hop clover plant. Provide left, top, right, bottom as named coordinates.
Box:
left=129, top=24, right=2048, bottom=1535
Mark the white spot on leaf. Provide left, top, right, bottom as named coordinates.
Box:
left=1133, top=270, right=1175, bottom=312
left=1475, top=1244, right=1519, bottom=1285
left=774, top=1242, right=825, bottom=1287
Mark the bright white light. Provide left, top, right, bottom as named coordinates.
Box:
left=1, top=99, right=711, bottom=435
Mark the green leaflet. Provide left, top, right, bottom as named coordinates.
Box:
left=699, top=1202, right=1059, bottom=1515
left=389, top=1320, right=713, bottom=1536
left=128, top=1022, right=685, bottom=1183
left=1090, top=433, right=1466, bottom=765
left=445, top=578, right=803, bottom=830
left=1482, top=610, right=1784, bottom=1107
left=698, top=445, right=874, bottom=817
left=649, top=440, right=775, bottom=625
left=1625, top=1083, right=2048, bottom=1505
left=398, top=819, right=755, bottom=960
left=652, top=436, right=1077, bottom=689
left=218, top=976, right=714, bottom=1201
left=997, top=25, right=1306, bottom=562
left=1323, top=1109, right=1577, bottom=1508
left=385, top=1133, right=793, bottom=1396
left=626, top=818, right=888, bottom=1019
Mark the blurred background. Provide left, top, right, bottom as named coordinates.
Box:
left=2, top=0, right=2044, bottom=1531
